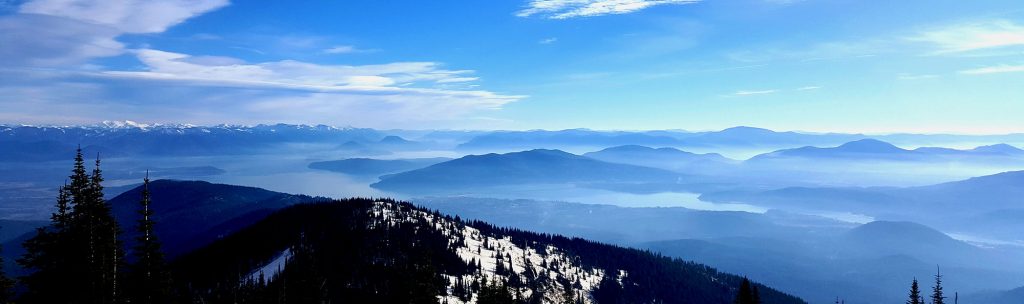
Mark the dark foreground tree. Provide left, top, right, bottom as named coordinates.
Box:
left=78, top=156, right=124, bottom=303
left=18, top=184, right=74, bottom=303
left=734, top=278, right=758, bottom=304
left=932, top=267, right=945, bottom=304
left=128, top=174, right=172, bottom=304
left=19, top=149, right=125, bottom=303
left=907, top=278, right=922, bottom=304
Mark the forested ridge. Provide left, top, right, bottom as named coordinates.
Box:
left=171, top=198, right=806, bottom=304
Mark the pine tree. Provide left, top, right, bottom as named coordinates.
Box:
left=752, top=285, right=761, bottom=304
left=907, top=278, right=922, bottom=304
left=20, top=149, right=126, bottom=303
left=734, top=278, right=756, bottom=304
left=71, top=155, right=124, bottom=303
left=18, top=182, right=76, bottom=303
left=129, top=174, right=171, bottom=304
left=931, top=267, right=945, bottom=304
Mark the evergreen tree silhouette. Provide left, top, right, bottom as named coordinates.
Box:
left=734, top=278, right=756, bottom=304
left=129, top=173, right=172, bottom=303
left=931, top=266, right=945, bottom=304
left=19, top=148, right=125, bottom=303
left=907, top=277, right=922, bottom=304
left=76, top=155, right=124, bottom=303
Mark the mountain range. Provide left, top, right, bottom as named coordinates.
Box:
left=748, top=139, right=1024, bottom=162
left=583, top=145, right=735, bottom=171
left=6, top=122, right=1024, bottom=162
left=699, top=170, right=1024, bottom=241
left=0, top=123, right=387, bottom=160
left=370, top=149, right=684, bottom=192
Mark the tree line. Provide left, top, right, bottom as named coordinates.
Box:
left=0, top=148, right=170, bottom=304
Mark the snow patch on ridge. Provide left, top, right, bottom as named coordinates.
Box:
left=369, top=201, right=611, bottom=304
left=247, top=248, right=292, bottom=284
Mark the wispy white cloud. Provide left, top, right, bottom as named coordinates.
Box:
left=323, top=45, right=358, bottom=54
left=101, top=49, right=513, bottom=96
left=322, top=45, right=374, bottom=54
left=0, top=48, right=523, bottom=126
left=436, top=77, right=481, bottom=83
left=796, top=86, right=821, bottom=91
left=733, top=89, right=777, bottom=96
left=19, top=0, right=229, bottom=33
left=516, top=0, right=700, bottom=19
left=0, top=0, right=228, bottom=67
left=0, top=70, right=520, bottom=128
left=959, top=64, right=1024, bottom=75
left=910, top=20, right=1024, bottom=54
left=539, top=37, right=558, bottom=44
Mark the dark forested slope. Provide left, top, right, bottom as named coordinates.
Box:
left=109, top=180, right=319, bottom=257
left=172, top=198, right=806, bottom=304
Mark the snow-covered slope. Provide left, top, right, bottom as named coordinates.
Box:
left=370, top=201, right=607, bottom=303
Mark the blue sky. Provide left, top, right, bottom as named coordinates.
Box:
left=0, top=0, right=1022, bottom=133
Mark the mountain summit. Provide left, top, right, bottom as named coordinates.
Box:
left=371, top=149, right=681, bottom=191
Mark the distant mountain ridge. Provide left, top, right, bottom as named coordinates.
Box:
left=6, top=123, right=1024, bottom=161
left=971, top=286, right=1024, bottom=304
left=749, top=139, right=917, bottom=161
left=699, top=169, right=1024, bottom=241
left=455, top=126, right=869, bottom=150
left=748, top=139, right=1024, bottom=162
left=456, top=129, right=686, bottom=150
left=0, top=123, right=386, bottom=160
left=836, top=221, right=985, bottom=265
left=583, top=145, right=735, bottom=171
left=370, top=149, right=683, bottom=192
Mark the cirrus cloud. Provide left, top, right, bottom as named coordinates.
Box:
left=910, top=20, right=1024, bottom=54
left=516, top=0, right=700, bottom=19
left=0, top=48, right=524, bottom=127
left=959, top=64, right=1024, bottom=75
left=0, top=0, right=229, bottom=67
left=733, top=89, right=777, bottom=96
